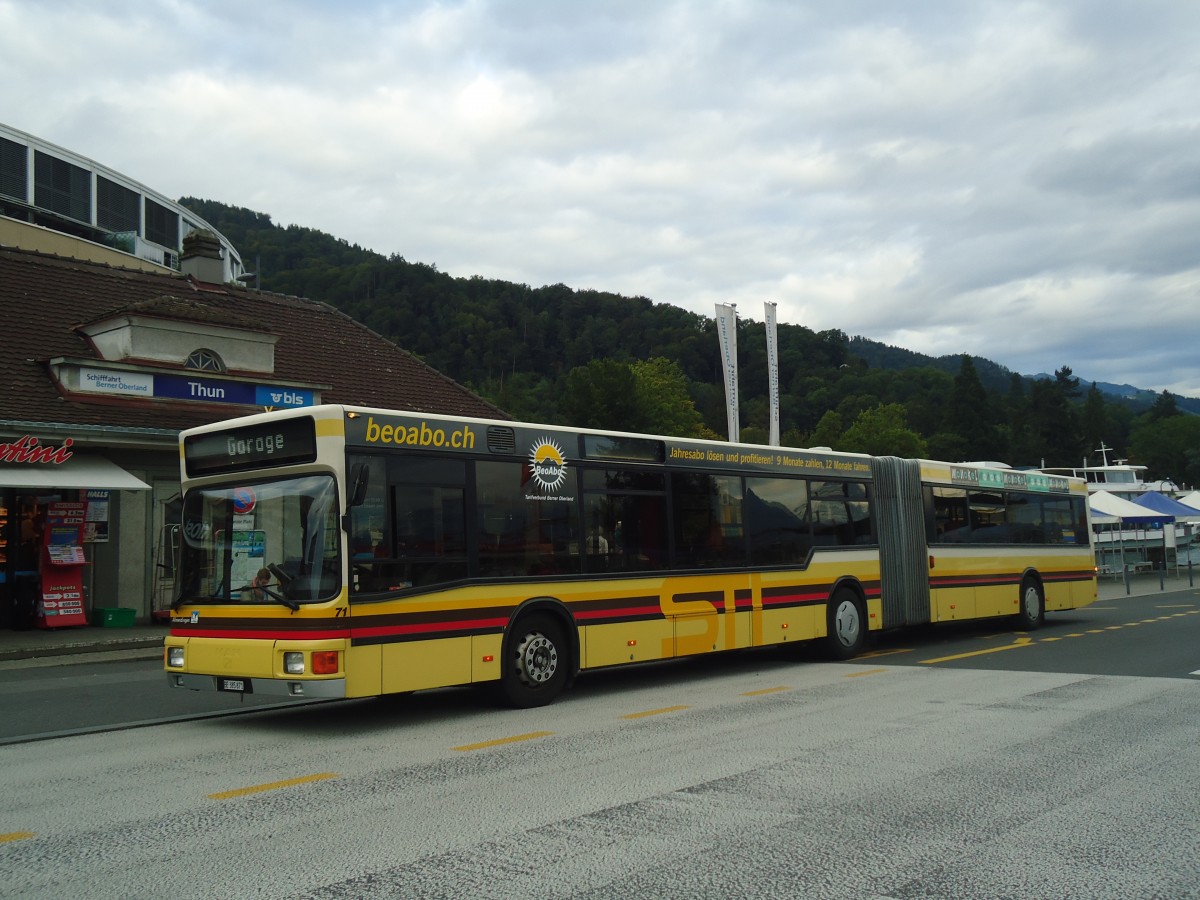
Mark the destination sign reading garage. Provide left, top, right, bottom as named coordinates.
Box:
left=183, top=416, right=318, bottom=476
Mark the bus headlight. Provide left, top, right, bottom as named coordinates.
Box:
left=284, top=651, right=305, bottom=675
left=167, top=646, right=185, bottom=668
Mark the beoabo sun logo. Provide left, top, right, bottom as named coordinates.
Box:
left=529, top=438, right=567, bottom=492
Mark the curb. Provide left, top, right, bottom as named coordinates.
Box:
left=0, top=637, right=164, bottom=663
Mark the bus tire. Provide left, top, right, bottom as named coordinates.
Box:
left=499, top=614, right=568, bottom=708
left=824, top=588, right=866, bottom=660
left=1016, top=578, right=1045, bottom=630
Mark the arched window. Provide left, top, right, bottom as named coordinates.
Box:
left=186, top=348, right=226, bottom=372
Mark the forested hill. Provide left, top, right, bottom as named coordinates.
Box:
left=179, top=198, right=1197, bottom=479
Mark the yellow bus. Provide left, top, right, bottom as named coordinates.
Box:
left=164, top=405, right=1096, bottom=707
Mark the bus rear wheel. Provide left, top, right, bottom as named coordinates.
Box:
left=824, top=589, right=865, bottom=660
left=1016, top=578, right=1045, bottom=630
left=499, top=614, right=568, bottom=708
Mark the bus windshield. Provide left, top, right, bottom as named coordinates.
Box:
left=176, top=473, right=341, bottom=607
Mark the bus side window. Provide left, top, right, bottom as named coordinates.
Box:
left=746, top=476, right=811, bottom=566
left=671, top=472, right=745, bottom=567
left=929, top=487, right=969, bottom=543
left=581, top=468, right=668, bottom=574
left=477, top=460, right=580, bottom=578
left=354, top=457, right=469, bottom=592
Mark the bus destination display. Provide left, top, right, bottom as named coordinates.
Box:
left=184, top=417, right=317, bottom=476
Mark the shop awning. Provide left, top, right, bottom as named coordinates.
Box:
left=0, top=455, right=151, bottom=490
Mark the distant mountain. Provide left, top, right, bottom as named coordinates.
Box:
left=846, top=337, right=1017, bottom=395
left=1028, top=375, right=1200, bottom=415
left=181, top=197, right=1193, bottom=457
left=857, top=339, right=1199, bottom=414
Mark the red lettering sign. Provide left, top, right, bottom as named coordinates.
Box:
left=0, top=435, right=74, bottom=464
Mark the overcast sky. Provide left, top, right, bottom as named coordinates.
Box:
left=3, top=0, right=1199, bottom=397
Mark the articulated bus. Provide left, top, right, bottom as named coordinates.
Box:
left=164, top=405, right=1096, bottom=707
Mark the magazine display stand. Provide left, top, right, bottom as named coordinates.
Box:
left=36, top=500, right=89, bottom=629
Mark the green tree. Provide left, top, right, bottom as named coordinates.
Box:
left=808, top=410, right=844, bottom=448
left=1003, top=373, right=1038, bottom=466
left=1080, top=382, right=1108, bottom=459
left=629, top=358, right=715, bottom=438
left=1026, top=367, right=1083, bottom=467
left=1146, top=390, right=1180, bottom=422
left=560, top=360, right=641, bottom=430
left=839, top=403, right=928, bottom=457
left=559, top=357, right=712, bottom=437
left=1129, top=414, right=1200, bottom=485
left=944, top=355, right=1002, bottom=460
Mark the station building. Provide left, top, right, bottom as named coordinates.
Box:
left=0, top=219, right=503, bottom=631
left=1, top=121, right=247, bottom=281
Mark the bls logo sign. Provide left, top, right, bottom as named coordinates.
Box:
left=255, top=386, right=312, bottom=409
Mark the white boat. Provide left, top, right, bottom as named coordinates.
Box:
left=1039, top=443, right=1178, bottom=499
left=1041, top=445, right=1197, bottom=572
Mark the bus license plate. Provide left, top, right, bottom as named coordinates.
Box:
left=220, top=678, right=251, bottom=693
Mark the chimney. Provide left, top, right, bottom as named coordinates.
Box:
left=180, top=229, right=226, bottom=283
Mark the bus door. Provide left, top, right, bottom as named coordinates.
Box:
left=924, top=485, right=984, bottom=622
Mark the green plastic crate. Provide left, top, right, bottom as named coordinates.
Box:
left=96, top=607, right=136, bottom=628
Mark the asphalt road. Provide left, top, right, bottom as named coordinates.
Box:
left=1, top=587, right=1197, bottom=742
left=862, top=588, right=1200, bottom=678
left=1, top=588, right=1197, bottom=899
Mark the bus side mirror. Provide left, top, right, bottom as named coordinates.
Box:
left=343, top=463, right=370, bottom=536
left=348, top=462, right=370, bottom=508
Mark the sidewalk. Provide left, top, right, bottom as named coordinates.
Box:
left=1097, top=568, right=1199, bottom=601
left=0, top=621, right=166, bottom=668
left=0, top=571, right=1196, bottom=669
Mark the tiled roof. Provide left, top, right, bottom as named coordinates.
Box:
left=0, top=246, right=507, bottom=434
left=82, top=293, right=269, bottom=331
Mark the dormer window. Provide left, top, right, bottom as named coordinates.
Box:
left=186, top=348, right=226, bottom=372
left=77, top=305, right=278, bottom=374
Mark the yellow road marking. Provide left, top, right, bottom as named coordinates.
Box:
left=0, top=831, right=34, bottom=843
left=922, top=637, right=1032, bottom=664
left=622, top=705, right=690, bottom=720
left=846, top=668, right=887, bottom=678
left=912, top=606, right=1194, bottom=665
left=1157, top=605, right=1196, bottom=609
left=858, top=648, right=913, bottom=659
left=742, top=685, right=791, bottom=696
left=453, top=731, right=554, bottom=752
left=208, top=772, right=337, bottom=800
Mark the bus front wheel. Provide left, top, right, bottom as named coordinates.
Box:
left=499, top=614, right=568, bottom=708
left=824, top=589, right=866, bottom=660
left=1016, top=579, right=1045, bottom=630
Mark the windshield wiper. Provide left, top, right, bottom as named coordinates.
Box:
left=233, top=580, right=300, bottom=612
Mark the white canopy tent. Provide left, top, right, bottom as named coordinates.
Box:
left=1177, top=491, right=1200, bottom=512
left=1088, top=490, right=1170, bottom=523
left=1088, top=490, right=1174, bottom=573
